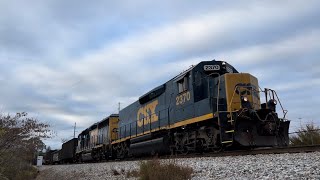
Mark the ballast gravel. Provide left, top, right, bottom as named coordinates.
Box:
left=36, top=152, right=320, bottom=180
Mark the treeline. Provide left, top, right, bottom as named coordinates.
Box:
left=0, top=112, right=51, bottom=180
left=290, top=123, right=320, bottom=146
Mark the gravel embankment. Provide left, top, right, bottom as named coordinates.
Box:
left=36, top=152, right=320, bottom=180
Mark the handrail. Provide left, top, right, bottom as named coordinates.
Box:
left=228, top=86, right=288, bottom=121
left=262, top=88, right=288, bottom=120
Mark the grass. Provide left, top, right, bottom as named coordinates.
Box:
left=126, top=169, right=139, bottom=178
left=1, top=165, right=39, bottom=180
left=0, top=153, right=39, bottom=180
left=13, top=166, right=38, bottom=180
left=126, top=159, right=193, bottom=180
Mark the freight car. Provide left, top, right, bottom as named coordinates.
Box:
left=60, top=138, right=77, bottom=163
left=44, top=149, right=58, bottom=164
left=52, top=59, right=290, bottom=162
left=52, top=150, right=60, bottom=164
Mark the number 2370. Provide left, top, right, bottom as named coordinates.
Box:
left=176, top=91, right=191, bottom=106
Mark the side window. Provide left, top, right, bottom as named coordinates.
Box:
left=178, top=76, right=189, bottom=93
left=193, top=71, right=208, bottom=103
left=194, top=71, right=202, bottom=86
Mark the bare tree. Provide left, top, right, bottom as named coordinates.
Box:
left=0, top=112, right=51, bottom=179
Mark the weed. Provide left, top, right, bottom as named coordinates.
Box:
left=138, top=159, right=193, bottom=180
left=126, top=169, right=139, bottom=178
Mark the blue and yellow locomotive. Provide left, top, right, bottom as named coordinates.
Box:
left=111, top=60, right=290, bottom=157
left=73, top=60, right=290, bottom=160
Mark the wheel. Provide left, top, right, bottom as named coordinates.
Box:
left=181, top=146, right=189, bottom=155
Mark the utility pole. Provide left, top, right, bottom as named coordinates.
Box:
left=73, top=122, right=76, bottom=138
left=299, top=117, right=302, bottom=127
left=118, top=102, right=121, bottom=113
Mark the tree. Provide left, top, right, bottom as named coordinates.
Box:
left=290, top=123, right=320, bottom=146
left=0, top=112, right=51, bottom=179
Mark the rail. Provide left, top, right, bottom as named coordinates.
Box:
left=74, top=145, right=320, bottom=163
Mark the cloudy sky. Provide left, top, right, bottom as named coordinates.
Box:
left=1, top=0, right=319, bottom=149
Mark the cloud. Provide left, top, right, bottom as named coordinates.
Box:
left=0, top=1, right=319, bottom=148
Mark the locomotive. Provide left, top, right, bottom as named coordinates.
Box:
left=52, top=60, right=290, bottom=162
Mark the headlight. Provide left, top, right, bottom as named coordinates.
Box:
left=267, top=99, right=277, bottom=106
left=242, top=96, right=248, bottom=102
left=222, top=61, right=226, bottom=65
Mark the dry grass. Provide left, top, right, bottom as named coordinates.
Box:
left=126, top=169, right=139, bottom=178
left=127, top=159, right=193, bottom=180
left=0, top=154, right=38, bottom=180
left=11, top=166, right=38, bottom=180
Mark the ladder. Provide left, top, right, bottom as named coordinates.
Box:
left=219, top=112, right=235, bottom=145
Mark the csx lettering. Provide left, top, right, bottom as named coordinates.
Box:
left=176, top=91, right=191, bottom=106
left=137, top=100, right=159, bottom=127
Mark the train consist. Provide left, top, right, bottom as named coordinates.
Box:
left=48, top=60, right=290, bottom=163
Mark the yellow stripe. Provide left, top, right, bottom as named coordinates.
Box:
left=222, top=140, right=233, bottom=144
left=170, top=113, right=214, bottom=128
left=111, top=113, right=214, bottom=144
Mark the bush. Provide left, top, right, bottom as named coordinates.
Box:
left=0, top=112, right=51, bottom=180
left=127, top=159, right=193, bottom=180
left=290, top=123, right=320, bottom=146
left=10, top=165, right=38, bottom=180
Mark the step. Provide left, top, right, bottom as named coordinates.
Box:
left=225, top=130, right=235, bottom=133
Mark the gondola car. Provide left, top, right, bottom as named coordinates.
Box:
left=60, top=138, right=77, bottom=163
left=52, top=150, right=60, bottom=164
left=44, top=149, right=57, bottom=165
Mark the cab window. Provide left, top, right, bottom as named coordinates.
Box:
left=178, top=76, right=189, bottom=93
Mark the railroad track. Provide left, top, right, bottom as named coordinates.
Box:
left=52, top=145, right=320, bottom=165
left=109, top=145, right=320, bottom=162
left=232, top=145, right=320, bottom=155
left=166, top=145, right=320, bottom=160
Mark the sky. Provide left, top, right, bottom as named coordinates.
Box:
left=0, top=0, right=319, bottom=149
